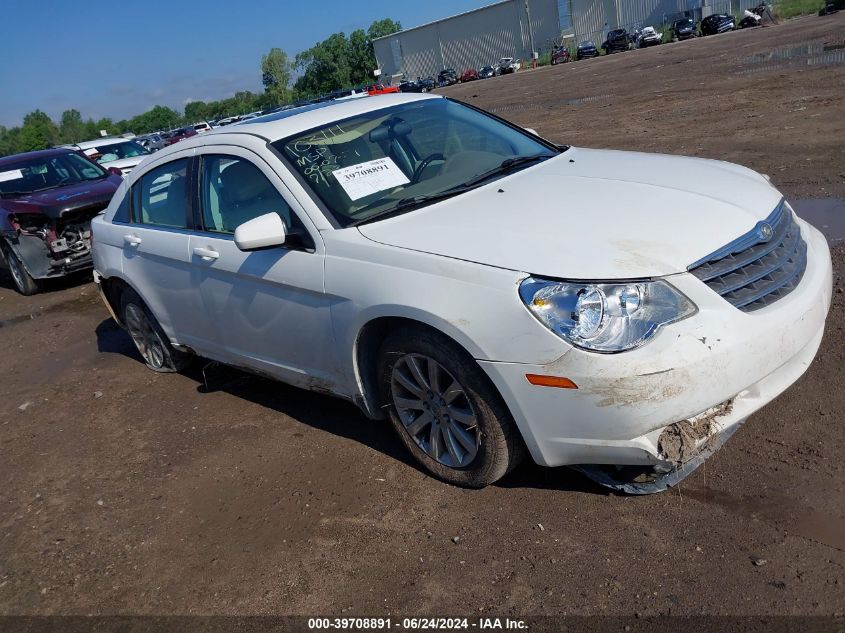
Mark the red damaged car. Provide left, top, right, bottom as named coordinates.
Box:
left=459, top=68, right=479, bottom=82
left=0, top=148, right=121, bottom=295
left=366, top=83, right=400, bottom=95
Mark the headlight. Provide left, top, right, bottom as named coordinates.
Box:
left=519, top=278, right=697, bottom=353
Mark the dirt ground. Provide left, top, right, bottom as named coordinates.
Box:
left=1, top=14, right=844, bottom=621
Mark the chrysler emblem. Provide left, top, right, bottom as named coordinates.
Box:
left=757, top=222, right=774, bottom=242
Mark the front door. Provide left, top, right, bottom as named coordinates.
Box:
left=186, top=147, right=338, bottom=392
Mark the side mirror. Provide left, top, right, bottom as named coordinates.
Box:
left=234, top=212, right=286, bottom=251
left=524, top=127, right=539, bottom=136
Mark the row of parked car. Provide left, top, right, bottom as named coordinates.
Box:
left=594, top=6, right=773, bottom=56
left=394, top=6, right=773, bottom=87
left=399, top=57, right=522, bottom=91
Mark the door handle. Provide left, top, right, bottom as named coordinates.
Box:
left=193, top=246, right=219, bottom=261
left=123, top=235, right=142, bottom=246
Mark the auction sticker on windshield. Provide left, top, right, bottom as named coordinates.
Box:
left=0, top=169, right=23, bottom=182
left=332, top=157, right=409, bottom=201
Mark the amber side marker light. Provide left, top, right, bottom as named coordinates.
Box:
left=525, top=374, right=578, bottom=389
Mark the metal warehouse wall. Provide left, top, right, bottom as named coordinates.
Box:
left=568, top=0, right=762, bottom=46
left=373, top=0, right=560, bottom=79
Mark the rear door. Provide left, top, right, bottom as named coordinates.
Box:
left=120, top=151, right=199, bottom=344
left=185, top=146, right=337, bottom=390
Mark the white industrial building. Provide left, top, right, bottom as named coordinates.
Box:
left=373, top=0, right=762, bottom=79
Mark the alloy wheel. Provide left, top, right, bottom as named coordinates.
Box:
left=6, top=253, right=25, bottom=293
left=124, top=303, right=165, bottom=369
left=391, top=354, right=480, bottom=468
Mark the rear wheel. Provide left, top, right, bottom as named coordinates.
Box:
left=378, top=326, right=525, bottom=488
left=1, top=243, right=39, bottom=295
left=120, top=288, right=192, bottom=373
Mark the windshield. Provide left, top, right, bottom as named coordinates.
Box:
left=580, top=41, right=595, bottom=48
left=83, top=140, right=149, bottom=164
left=274, top=98, right=559, bottom=227
left=0, top=151, right=106, bottom=197
left=675, top=19, right=694, bottom=27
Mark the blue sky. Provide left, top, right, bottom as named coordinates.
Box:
left=0, top=0, right=486, bottom=127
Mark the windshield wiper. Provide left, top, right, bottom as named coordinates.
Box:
left=458, top=153, right=553, bottom=189
left=350, top=188, right=472, bottom=227
left=350, top=154, right=553, bottom=227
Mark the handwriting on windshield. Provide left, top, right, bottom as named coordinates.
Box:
left=287, top=125, right=346, bottom=186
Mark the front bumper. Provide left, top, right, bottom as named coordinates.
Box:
left=479, top=220, right=832, bottom=470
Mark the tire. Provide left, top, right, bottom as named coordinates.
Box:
left=377, top=326, right=525, bottom=488
left=119, top=288, right=193, bottom=373
left=1, top=242, right=39, bottom=295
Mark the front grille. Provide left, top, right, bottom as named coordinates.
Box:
left=688, top=200, right=807, bottom=312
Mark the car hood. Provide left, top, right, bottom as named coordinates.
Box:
left=1, top=175, right=121, bottom=220
left=357, top=148, right=783, bottom=279
left=102, top=156, right=147, bottom=171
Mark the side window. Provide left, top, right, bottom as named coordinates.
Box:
left=133, top=158, right=189, bottom=229
left=200, top=154, right=301, bottom=234
left=112, top=190, right=130, bottom=223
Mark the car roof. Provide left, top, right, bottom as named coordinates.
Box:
left=208, top=93, right=441, bottom=142
left=0, top=147, right=74, bottom=168
left=74, top=137, right=131, bottom=149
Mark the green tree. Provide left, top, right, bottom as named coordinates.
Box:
left=18, top=110, right=59, bottom=152
left=261, top=47, right=292, bottom=106
left=59, top=109, right=85, bottom=144
left=295, top=32, right=352, bottom=96
left=293, top=18, right=401, bottom=98
left=184, top=100, right=209, bottom=123
left=367, top=17, right=402, bottom=41
left=128, top=105, right=182, bottom=134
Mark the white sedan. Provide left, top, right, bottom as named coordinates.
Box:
left=91, top=94, right=832, bottom=493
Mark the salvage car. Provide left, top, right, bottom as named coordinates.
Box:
left=478, top=66, right=496, bottom=79
left=436, top=68, right=458, bottom=87
left=459, top=68, right=479, bottom=82
left=69, top=137, right=151, bottom=176
left=635, top=26, right=663, bottom=48
left=497, top=57, right=520, bottom=74
left=700, top=13, right=736, bottom=35
left=671, top=18, right=697, bottom=41
left=163, top=126, right=198, bottom=146
left=550, top=46, right=571, bottom=64
left=366, top=83, right=400, bottom=95
left=1, top=148, right=121, bottom=295
left=398, top=77, right=435, bottom=93
left=602, top=29, right=632, bottom=54
left=136, top=133, right=166, bottom=153
left=91, top=94, right=833, bottom=493
left=576, top=40, right=600, bottom=60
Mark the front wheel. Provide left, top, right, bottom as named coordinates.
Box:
left=1, top=243, right=39, bottom=295
left=378, top=326, right=525, bottom=488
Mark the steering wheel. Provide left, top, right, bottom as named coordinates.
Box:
left=411, top=153, right=446, bottom=183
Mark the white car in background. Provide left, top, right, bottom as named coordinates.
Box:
left=498, top=57, right=521, bottom=73
left=91, top=94, right=832, bottom=493
left=68, top=137, right=151, bottom=176
left=636, top=26, right=663, bottom=47
left=193, top=121, right=212, bottom=133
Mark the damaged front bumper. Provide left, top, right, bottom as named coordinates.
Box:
left=478, top=220, right=832, bottom=493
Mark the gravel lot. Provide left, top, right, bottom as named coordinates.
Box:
left=1, top=14, right=843, bottom=619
